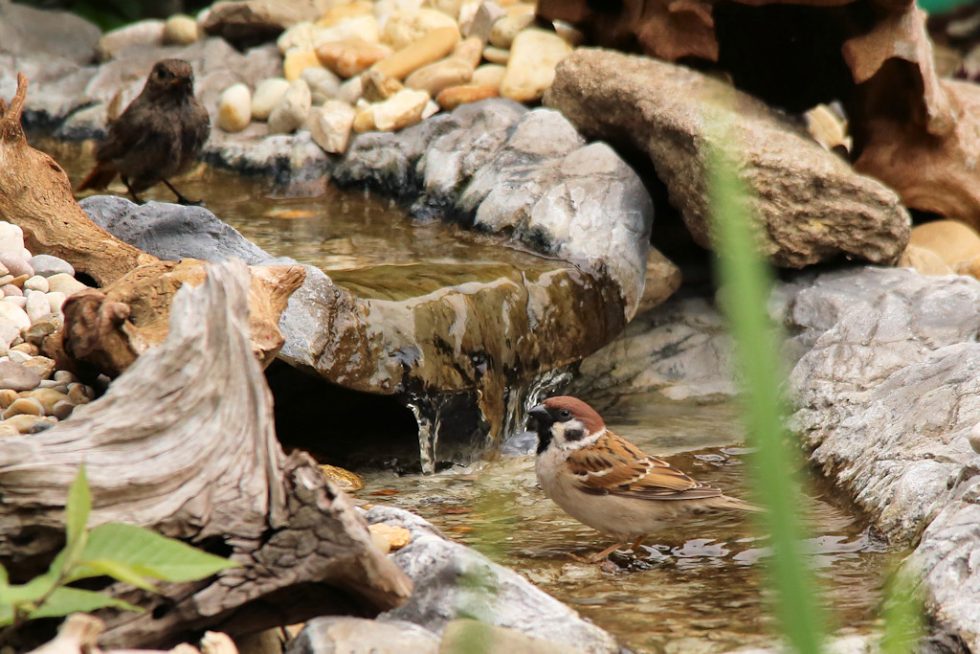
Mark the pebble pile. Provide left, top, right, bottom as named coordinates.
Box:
left=0, top=222, right=95, bottom=436
left=214, top=0, right=577, bottom=153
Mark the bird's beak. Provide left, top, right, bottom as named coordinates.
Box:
left=528, top=404, right=550, bottom=427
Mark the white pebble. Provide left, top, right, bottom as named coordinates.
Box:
left=268, top=79, right=312, bottom=134
left=25, top=291, right=49, bottom=324
left=0, top=223, right=25, bottom=258
left=251, top=78, right=291, bottom=121
left=218, top=83, right=252, bottom=132
left=7, top=349, right=30, bottom=364
left=46, top=274, right=87, bottom=296
left=163, top=14, right=199, bottom=45
left=23, top=275, right=49, bottom=293
left=2, top=296, right=26, bottom=309
left=0, top=302, right=30, bottom=331
left=46, top=291, right=66, bottom=315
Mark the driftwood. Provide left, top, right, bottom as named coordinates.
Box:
left=0, top=260, right=412, bottom=648
left=52, top=260, right=306, bottom=378
left=0, top=73, right=304, bottom=376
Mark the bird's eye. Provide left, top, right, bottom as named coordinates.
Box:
left=558, top=409, right=571, bottom=420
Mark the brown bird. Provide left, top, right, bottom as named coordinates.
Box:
left=77, top=58, right=210, bottom=205
left=529, top=396, right=760, bottom=562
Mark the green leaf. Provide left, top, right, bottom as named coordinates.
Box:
left=706, top=114, right=827, bottom=654
left=917, top=0, right=976, bottom=12
left=64, top=465, right=92, bottom=567
left=880, top=566, right=924, bottom=654
left=27, top=586, right=141, bottom=620
left=1, top=550, right=68, bottom=605
left=82, top=523, right=237, bottom=583
left=66, top=559, right=160, bottom=592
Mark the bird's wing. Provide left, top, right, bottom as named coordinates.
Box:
left=566, top=431, right=723, bottom=501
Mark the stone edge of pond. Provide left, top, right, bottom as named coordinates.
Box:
left=786, top=266, right=980, bottom=650
left=362, top=504, right=621, bottom=654
left=567, top=264, right=980, bottom=649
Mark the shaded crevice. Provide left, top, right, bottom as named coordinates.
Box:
left=265, top=360, right=422, bottom=471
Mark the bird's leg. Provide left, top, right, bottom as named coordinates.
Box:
left=122, top=176, right=143, bottom=204
left=162, top=179, right=202, bottom=206
left=629, top=536, right=646, bottom=557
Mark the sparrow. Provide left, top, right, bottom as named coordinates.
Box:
left=76, top=58, right=210, bottom=205
left=529, top=395, right=759, bottom=562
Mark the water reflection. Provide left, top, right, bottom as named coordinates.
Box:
left=359, top=393, right=892, bottom=653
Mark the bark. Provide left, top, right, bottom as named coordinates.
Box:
left=0, top=260, right=412, bottom=648
left=50, top=260, right=306, bottom=378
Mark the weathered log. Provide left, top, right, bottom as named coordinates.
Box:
left=0, top=259, right=412, bottom=648
left=50, top=260, right=306, bottom=378
left=0, top=73, right=154, bottom=286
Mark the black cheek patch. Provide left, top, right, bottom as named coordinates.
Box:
left=565, top=427, right=585, bottom=441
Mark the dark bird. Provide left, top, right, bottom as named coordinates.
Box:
left=76, top=58, right=210, bottom=205
left=529, top=396, right=760, bottom=562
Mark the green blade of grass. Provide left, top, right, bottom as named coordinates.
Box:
left=880, top=565, right=924, bottom=654
left=706, top=120, right=827, bottom=654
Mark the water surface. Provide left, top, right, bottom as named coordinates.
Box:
left=357, top=393, right=892, bottom=654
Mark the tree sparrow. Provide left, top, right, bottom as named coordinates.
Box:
left=529, top=395, right=759, bottom=562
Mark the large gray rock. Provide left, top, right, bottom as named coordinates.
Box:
left=786, top=267, right=980, bottom=649
left=571, top=295, right=735, bottom=402
left=337, top=100, right=657, bottom=318
left=0, top=0, right=100, bottom=65
left=80, top=197, right=270, bottom=264
left=545, top=49, right=912, bottom=269
left=287, top=617, right=439, bottom=654
left=365, top=505, right=619, bottom=653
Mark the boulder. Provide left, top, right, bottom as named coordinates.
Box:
left=0, top=0, right=101, bottom=65
left=366, top=506, right=619, bottom=653
left=571, top=295, right=736, bottom=402
left=545, top=49, right=912, bottom=268
left=785, top=267, right=980, bottom=649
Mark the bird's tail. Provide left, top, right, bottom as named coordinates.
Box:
left=76, top=163, right=117, bottom=193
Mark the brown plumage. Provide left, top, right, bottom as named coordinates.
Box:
left=530, top=395, right=759, bottom=562
left=76, top=59, right=210, bottom=205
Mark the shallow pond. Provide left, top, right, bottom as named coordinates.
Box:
left=41, top=140, right=894, bottom=653
left=356, top=393, right=894, bottom=653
